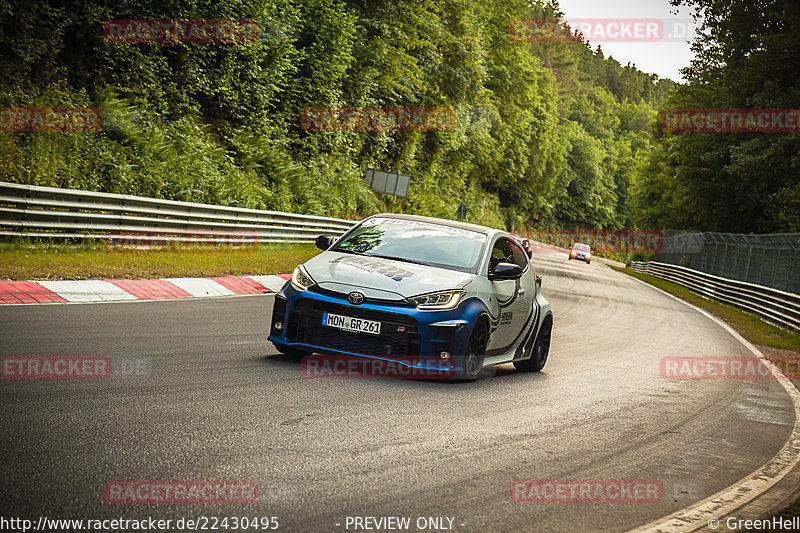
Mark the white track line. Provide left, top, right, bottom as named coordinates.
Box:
left=624, top=275, right=800, bottom=533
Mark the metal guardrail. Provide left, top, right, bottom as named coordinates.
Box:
left=629, top=261, right=800, bottom=331
left=0, top=181, right=356, bottom=243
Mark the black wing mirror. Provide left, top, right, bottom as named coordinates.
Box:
left=315, top=235, right=334, bottom=251
left=489, top=262, right=523, bottom=281
left=536, top=274, right=542, bottom=286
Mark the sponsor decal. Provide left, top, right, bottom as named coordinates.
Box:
left=369, top=217, right=486, bottom=242
left=334, top=256, right=415, bottom=281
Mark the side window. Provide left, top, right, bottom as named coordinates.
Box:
left=508, top=240, right=529, bottom=270
left=489, top=239, right=509, bottom=272
left=489, top=238, right=523, bottom=272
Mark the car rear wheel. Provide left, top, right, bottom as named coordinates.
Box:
left=514, top=316, right=551, bottom=372
left=461, top=319, right=488, bottom=381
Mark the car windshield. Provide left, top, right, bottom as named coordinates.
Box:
left=573, top=243, right=591, bottom=252
left=331, top=217, right=487, bottom=273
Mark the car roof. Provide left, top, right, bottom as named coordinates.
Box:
left=366, top=213, right=500, bottom=236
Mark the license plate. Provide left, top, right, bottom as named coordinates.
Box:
left=322, top=312, right=381, bottom=335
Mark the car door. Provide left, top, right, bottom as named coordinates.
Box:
left=485, top=236, right=535, bottom=353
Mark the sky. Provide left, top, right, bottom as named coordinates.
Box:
left=554, top=0, right=700, bottom=82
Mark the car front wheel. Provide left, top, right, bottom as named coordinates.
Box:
left=461, top=319, right=488, bottom=381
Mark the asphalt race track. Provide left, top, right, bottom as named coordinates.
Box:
left=0, top=251, right=795, bottom=532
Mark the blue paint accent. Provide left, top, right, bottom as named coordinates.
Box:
left=268, top=284, right=490, bottom=373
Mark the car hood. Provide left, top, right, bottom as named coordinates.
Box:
left=303, top=251, right=474, bottom=299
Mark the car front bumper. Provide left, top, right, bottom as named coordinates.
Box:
left=268, top=283, right=487, bottom=373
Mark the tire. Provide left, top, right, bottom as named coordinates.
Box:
left=586, top=260, right=591, bottom=264
left=514, top=316, right=552, bottom=372
left=460, top=319, right=488, bottom=381
left=568, top=256, right=572, bottom=260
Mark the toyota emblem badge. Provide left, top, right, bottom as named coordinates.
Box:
left=348, top=291, right=365, bottom=305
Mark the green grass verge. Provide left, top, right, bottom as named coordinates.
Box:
left=610, top=265, right=800, bottom=352
left=0, top=240, right=319, bottom=280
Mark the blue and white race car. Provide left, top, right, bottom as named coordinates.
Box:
left=268, top=214, right=553, bottom=380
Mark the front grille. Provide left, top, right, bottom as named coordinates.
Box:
left=288, top=299, right=420, bottom=361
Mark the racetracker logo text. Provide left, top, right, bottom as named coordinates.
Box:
left=1, top=107, right=102, bottom=131
left=660, top=356, right=800, bottom=381
left=509, top=479, right=663, bottom=503
left=103, top=19, right=261, bottom=44
left=2, top=356, right=111, bottom=379
left=509, top=18, right=695, bottom=43
left=300, top=355, right=455, bottom=380
left=1, top=356, right=150, bottom=379
left=104, top=230, right=259, bottom=251
left=300, top=107, right=456, bottom=132
left=660, top=109, right=800, bottom=133
left=528, top=229, right=663, bottom=253
left=104, top=480, right=259, bottom=504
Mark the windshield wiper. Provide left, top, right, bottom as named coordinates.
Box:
left=365, top=253, right=429, bottom=266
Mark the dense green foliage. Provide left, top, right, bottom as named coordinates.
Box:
left=1, top=0, right=672, bottom=229
left=632, top=0, right=800, bottom=233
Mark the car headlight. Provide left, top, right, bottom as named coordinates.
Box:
left=409, top=290, right=464, bottom=310
left=291, top=265, right=315, bottom=291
